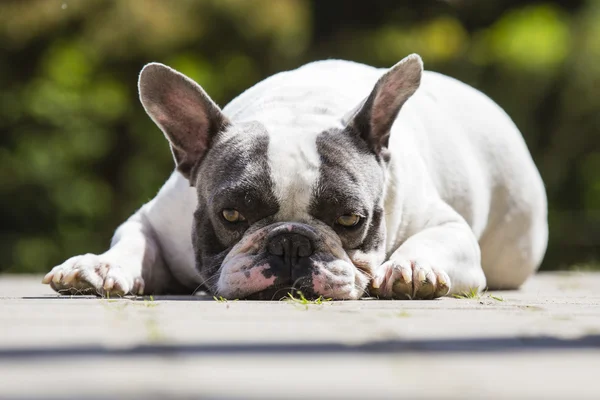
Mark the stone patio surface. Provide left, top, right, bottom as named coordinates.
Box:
left=0, top=272, right=599, bottom=399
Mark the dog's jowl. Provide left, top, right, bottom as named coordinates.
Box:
left=43, top=54, right=548, bottom=300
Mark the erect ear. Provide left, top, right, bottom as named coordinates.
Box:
left=345, top=54, right=423, bottom=155
left=138, top=63, right=229, bottom=182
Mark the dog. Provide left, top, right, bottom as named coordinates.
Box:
left=42, top=54, right=548, bottom=300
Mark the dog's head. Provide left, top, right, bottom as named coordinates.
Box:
left=138, top=55, right=422, bottom=299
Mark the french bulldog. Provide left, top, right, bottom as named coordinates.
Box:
left=43, top=54, right=548, bottom=300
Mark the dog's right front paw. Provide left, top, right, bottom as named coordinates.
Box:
left=42, top=254, right=144, bottom=296
left=370, top=257, right=451, bottom=300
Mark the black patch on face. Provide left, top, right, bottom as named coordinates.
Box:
left=311, top=128, right=387, bottom=253
left=359, top=205, right=385, bottom=255
left=191, top=122, right=280, bottom=292
left=191, top=216, right=228, bottom=291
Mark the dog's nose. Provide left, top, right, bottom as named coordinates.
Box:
left=267, top=233, right=314, bottom=265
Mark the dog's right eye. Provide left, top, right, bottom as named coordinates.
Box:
left=222, top=209, right=246, bottom=223
left=336, top=213, right=361, bottom=227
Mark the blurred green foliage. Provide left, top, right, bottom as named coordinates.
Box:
left=0, top=0, right=598, bottom=273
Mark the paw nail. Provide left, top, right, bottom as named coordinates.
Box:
left=52, top=272, right=63, bottom=284
left=134, top=279, right=145, bottom=296
left=63, top=271, right=78, bottom=284
left=417, top=270, right=426, bottom=282
left=372, top=277, right=382, bottom=289
left=103, top=278, right=115, bottom=291
left=401, top=269, right=412, bottom=283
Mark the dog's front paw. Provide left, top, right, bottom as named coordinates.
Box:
left=370, top=258, right=450, bottom=300
left=42, top=254, right=144, bottom=296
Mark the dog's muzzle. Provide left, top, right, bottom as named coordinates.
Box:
left=263, top=224, right=318, bottom=285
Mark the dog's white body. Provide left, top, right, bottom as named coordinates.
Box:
left=45, top=59, right=547, bottom=297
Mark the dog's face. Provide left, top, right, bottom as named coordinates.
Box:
left=191, top=121, right=387, bottom=300
left=138, top=55, right=422, bottom=299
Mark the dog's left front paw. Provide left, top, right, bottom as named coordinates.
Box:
left=42, top=253, right=143, bottom=297
left=370, top=258, right=450, bottom=300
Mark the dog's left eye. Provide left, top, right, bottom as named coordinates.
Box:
left=336, top=214, right=361, bottom=227
left=222, top=209, right=246, bottom=223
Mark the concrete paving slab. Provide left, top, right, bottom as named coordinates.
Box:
left=0, top=272, right=599, bottom=399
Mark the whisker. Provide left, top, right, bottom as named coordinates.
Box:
left=191, top=261, right=224, bottom=296
left=272, top=286, right=295, bottom=301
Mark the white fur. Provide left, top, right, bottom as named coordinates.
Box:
left=44, top=58, right=547, bottom=296
left=267, top=125, right=321, bottom=221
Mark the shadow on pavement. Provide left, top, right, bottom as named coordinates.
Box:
left=20, top=295, right=214, bottom=301
left=1, top=335, right=598, bottom=359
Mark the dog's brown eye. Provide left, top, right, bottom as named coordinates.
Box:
left=336, top=214, right=361, bottom=227
left=222, top=209, right=246, bottom=223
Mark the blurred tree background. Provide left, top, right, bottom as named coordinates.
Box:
left=0, top=0, right=598, bottom=274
